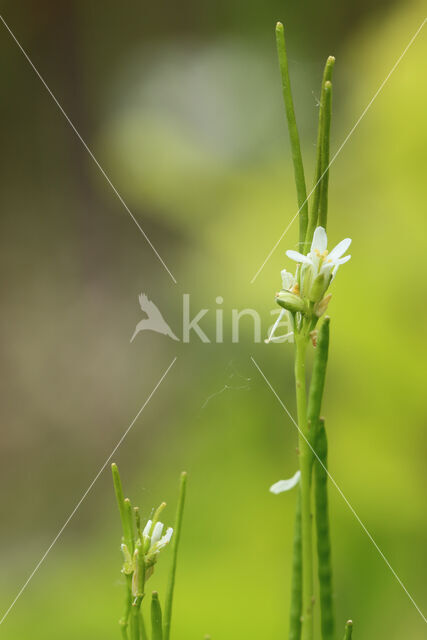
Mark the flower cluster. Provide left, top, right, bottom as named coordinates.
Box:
left=121, top=513, right=173, bottom=595
left=266, top=226, right=351, bottom=343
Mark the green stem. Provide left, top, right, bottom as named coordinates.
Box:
left=139, top=612, right=148, bottom=640
left=275, top=22, right=309, bottom=248
left=343, top=620, right=353, bottom=639
left=318, top=82, right=333, bottom=229
left=152, top=592, right=163, bottom=640
left=288, top=487, right=302, bottom=640
left=314, top=420, right=334, bottom=640
left=304, top=57, right=335, bottom=251
left=120, top=574, right=133, bottom=640
left=163, top=472, right=188, bottom=640
left=294, top=336, right=313, bottom=640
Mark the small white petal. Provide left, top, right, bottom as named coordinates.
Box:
left=327, top=238, right=351, bottom=262
left=281, top=269, right=294, bottom=290
left=269, top=470, right=301, bottom=494
left=337, top=254, right=351, bottom=265
left=157, top=527, right=174, bottom=549
left=150, top=521, right=164, bottom=546
left=265, top=332, right=294, bottom=344
left=286, top=250, right=311, bottom=264
left=311, top=226, right=327, bottom=253
left=265, top=309, right=286, bottom=343
left=142, top=519, right=152, bottom=538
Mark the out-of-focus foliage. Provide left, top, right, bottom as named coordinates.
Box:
left=0, top=0, right=425, bottom=638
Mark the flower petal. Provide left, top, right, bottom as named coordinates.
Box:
left=142, top=519, right=152, bottom=538
left=150, top=521, right=164, bottom=546
left=157, top=527, right=174, bottom=549
left=337, top=254, right=351, bottom=265
left=328, top=238, right=352, bottom=262
left=281, top=269, right=294, bottom=290
left=269, top=470, right=301, bottom=494
left=311, top=226, right=327, bottom=253
left=286, top=250, right=311, bottom=264
left=265, top=309, right=286, bottom=344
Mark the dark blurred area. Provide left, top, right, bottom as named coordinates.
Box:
left=0, top=0, right=426, bottom=638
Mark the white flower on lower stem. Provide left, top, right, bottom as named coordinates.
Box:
left=286, top=226, right=351, bottom=281
left=269, top=470, right=301, bottom=494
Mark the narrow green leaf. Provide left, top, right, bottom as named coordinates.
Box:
left=305, top=56, right=335, bottom=251
left=151, top=592, right=163, bottom=640
left=314, top=420, right=334, bottom=640
left=343, top=620, right=353, bottom=639
left=112, top=464, right=134, bottom=559
left=275, top=21, right=309, bottom=248
left=163, top=472, right=188, bottom=640
left=288, top=487, right=302, bottom=640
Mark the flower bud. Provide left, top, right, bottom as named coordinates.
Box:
left=276, top=291, right=306, bottom=314
left=309, top=273, right=331, bottom=302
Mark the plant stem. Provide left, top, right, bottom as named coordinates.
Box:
left=140, top=612, right=148, bottom=640
left=314, top=420, right=334, bottom=640
left=164, top=472, right=188, bottom=640
left=288, top=487, right=302, bottom=640
left=294, top=335, right=313, bottom=640
left=120, top=574, right=133, bottom=640
left=304, top=57, right=335, bottom=251
left=343, top=620, right=353, bottom=639
left=275, top=22, right=309, bottom=248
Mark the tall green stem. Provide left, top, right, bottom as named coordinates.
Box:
left=294, top=336, right=313, bottom=640
left=288, top=488, right=302, bottom=640
left=276, top=22, right=309, bottom=247
left=314, top=420, right=334, bottom=640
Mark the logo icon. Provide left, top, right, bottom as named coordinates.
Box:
left=130, top=293, right=180, bottom=342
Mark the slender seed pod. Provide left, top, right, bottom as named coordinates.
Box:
left=151, top=592, right=163, bottom=640
left=343, top=620, right=353, bottom=639
left=307, top=317, right=330, bottom=451
left=275, top=21, right=309, bottom=247
left=318, top=81, right=333, bottom=229
left=124, top=498, right=135, bottom=554
left=164, top=472, right=188, bottom=640
left=112, top=464, right=134, bottom=554
left=288, top=487, right=303, bottom=640
left=305, top=56, right=335, bottom=251
left=315, top=420, right=335, bottom=640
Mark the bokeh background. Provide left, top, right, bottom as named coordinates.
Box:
left=0, top=1, right=426, bottom=638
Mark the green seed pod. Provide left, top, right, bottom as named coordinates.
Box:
left=276, top=291, right=306, bottom=313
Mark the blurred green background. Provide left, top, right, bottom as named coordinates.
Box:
left=0, top=1, right=426, bottom=638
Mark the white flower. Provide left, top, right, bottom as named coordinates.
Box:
left=143, top=519, right=173, bottom=559
left=269, top=470, right=301, bottom=494
left=286, top=226, right=351, bottom=280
